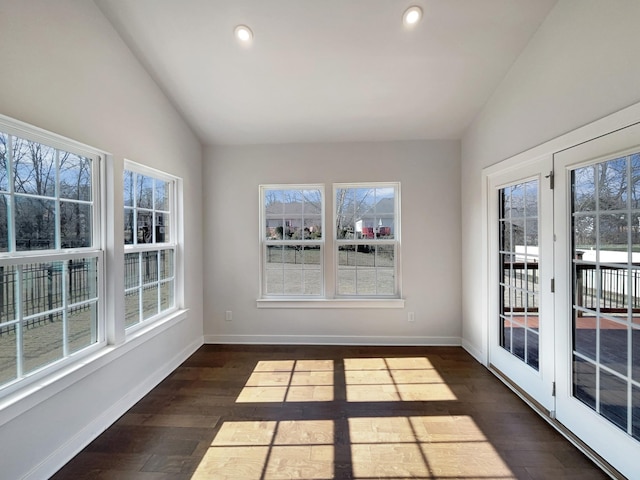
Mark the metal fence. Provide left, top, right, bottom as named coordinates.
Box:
left=0, top=260, right=96, bottom=336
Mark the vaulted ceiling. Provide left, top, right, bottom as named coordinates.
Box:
left=95, top=0, right=557, bottom=145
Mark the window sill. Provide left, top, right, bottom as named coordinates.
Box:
left=256, top=298, right=405, bottom=309
left=0, top=309, right=189, bottom=428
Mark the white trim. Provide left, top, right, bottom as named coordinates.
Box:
left=256, top=298, right=405, bottom=308
left=204, top=334, right=460, bottom=346
left=23, top=328, right=202, bottom=480
left=0, top=308, right=190, bottom=428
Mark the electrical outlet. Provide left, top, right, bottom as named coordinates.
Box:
left=225, top=310, right=233, bottom=321
left=408, top=311, right=415, bottom=322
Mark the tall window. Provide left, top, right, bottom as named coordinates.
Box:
left=0, top=127, right=101, bottom=391
left=260, top=185, right=324, bottom=296
left=335, top=183, right=399, bottom=297
left=123, top=165, right=176, bottom=328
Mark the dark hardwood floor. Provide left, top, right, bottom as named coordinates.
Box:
left=52, top=345, right=610, bottom=479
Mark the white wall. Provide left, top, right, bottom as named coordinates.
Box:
left=461, top=0, right=640, bottom=359
left=203, top=140, right=461, bottom=345
left=0, top=1, right=203, bottom=478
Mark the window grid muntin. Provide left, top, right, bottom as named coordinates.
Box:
left=261, top=185, right=325, bottom=297
left=334, top=183, right=400, bottom=298
left=571, top=153, right=640, bottom=440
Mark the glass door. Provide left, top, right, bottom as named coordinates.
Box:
left=488, top=157, right=555, bottom=413
left=554, top=123, right=640, bottom=479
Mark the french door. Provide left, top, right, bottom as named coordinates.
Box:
left=488, top=157, right=555, bottom=413
left=554, top=123, right=640, bottom=478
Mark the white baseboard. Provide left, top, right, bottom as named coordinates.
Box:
left=461, top=339, right=486, bottom=365
left=25, top=336, right=203, bottom=480
left=204, top=334, right=461, bottom=346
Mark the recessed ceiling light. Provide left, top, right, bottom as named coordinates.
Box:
left=234, top=24, right=253, bottom=43
left=403, top=6, right=423, bottom=27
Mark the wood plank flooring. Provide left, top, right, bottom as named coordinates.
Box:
left=52, top=345, right=610, bottom=479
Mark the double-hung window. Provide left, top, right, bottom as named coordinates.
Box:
left=0, top=123, right=102, bottom=392
left=259, top=182, right=400, bottom=300
left=123, top=163, right=176, bottom=328
left=335, top=183, right=400, bottom=297
left=260, top=185, right=324, bottom=296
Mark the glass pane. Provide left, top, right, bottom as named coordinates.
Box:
left=633, top=327, right=640, bottom=382
left=502, top=316, right=512, bottom=352
left=573, top=165, right=596, bottom=212
left=632, top=154, right=640, bottom=208
left=59, top=153, right=91, bottom=201
left=68, top=302, right=97, bottom=354
left=265, top=246, right=283, bottom=294
left=376, top=268, right=395, bottom=295
left=573, top=215, right=596, bottom=254
left=525, top=218, right=538, bottom=249
left=377, top=245, right=395, bottom=267
left=137, top=211, right=153, bottom=244
left=510, top=183, right=525, bottom=217
left=125, top=253, right=140, bottom=289
left=600, top=319, right=627, bottom=375
left=160, top=250, right=174, bottom=280
left=524, top=180, right=538, bottom=217
left=304, top=270, right=321, bottom=295
left=633, top=385, right=640, bottom=441
left=632, top=213, right=640, bottom=252
left=0, top=132, right=8, bottom=191
left=512, top=321, right=526, bottom=362
left=527, top=330, right=539, bottom=370
left=155, top=180, right=170, bottom=211
left=15, top=196, right=55, bottom=250
left=499, top=220, right=511, bottom=252
left=142, top=284, right=158, bottom=319
left=0, top=265, right=17, bottom=323
left=141, top=251, right=158, bottom=284
left=356, top=269, right=376, bottom=295
left=600, top=267, right=629, bottom=314
left=599, top=214, right=628, bottom=259
left=337, top=268, right=356, bottom=295
left=600, top=369, right=627, bottom=431
left=266, top=219, right=284, bottom=240
left=0, top=327, right=17, bottom=387
left=124, top=208, right=134, bottom=245
left=123, top=170, right=135, bottom=207
left=160, top=280, right=174, bottom=311
left=0, top=195, right=8, bottom=251
left=125, top=290, right=140, bottom=327
left=22, top=262, right=63, bottom=316
left=136, top=174, right=153, bottom=209
left=284, top=270, right=303, bottom=295
left=574, top=314, right=597, bottom=361
left=67, top=258, right=98, bottom=304
left=155, top=213, right=170, bottom=243
left=598, top=157, right=627, bottom=211
left=13, top=138, right=55, bottom=197
left=60, top=201, right=91, bottom=248
left=573, top=356, right=596, bottom=410
left=303, top=217, right=322, bottom=240
left=499, top=187, right=511, bottom=220
left=22, top=312, right=63, bottom=374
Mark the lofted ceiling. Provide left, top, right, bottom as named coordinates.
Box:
left=95, top=0, right=557, bottom=146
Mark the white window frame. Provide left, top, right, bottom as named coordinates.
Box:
left=259, top=184, right=325, bottom=298
left=123, top=161, right=179, bottom=333
left=257, top=182, right=404, bottom=308
left=0, top=114, right=105, bottom=398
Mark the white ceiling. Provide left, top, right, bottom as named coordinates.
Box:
left=95, top=0, right=557, bottom=146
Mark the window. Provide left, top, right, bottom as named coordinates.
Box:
left=335, top=183, right=400, bottom=297
left=123, top=165, right=176, bottom=328
left=260, top=185, right=324, bottom=296
left=259, top=182, right=401, bottom=301
left=0, top=125, right=102, bottom=392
